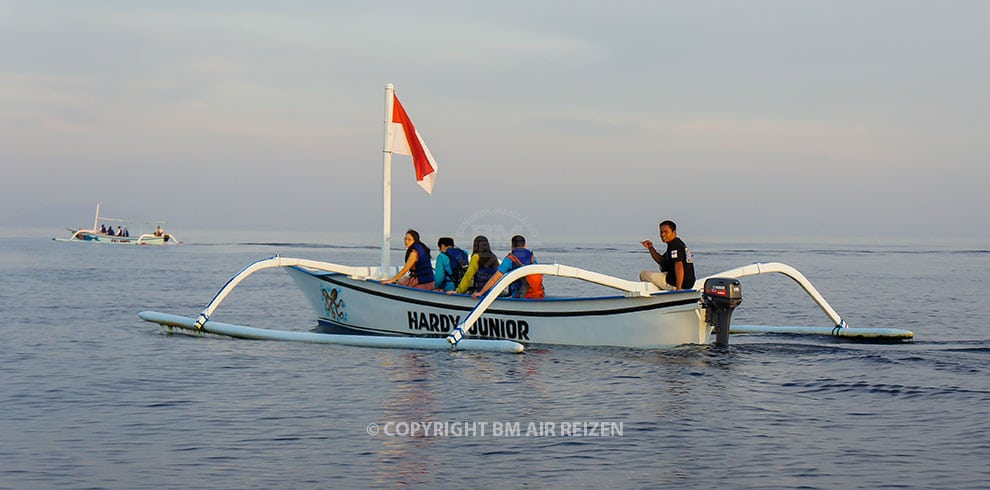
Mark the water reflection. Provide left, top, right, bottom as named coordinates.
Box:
left=375, top=351, right=439, bottom=486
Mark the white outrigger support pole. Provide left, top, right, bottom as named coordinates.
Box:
left=380, top=84, right=396, bottom=279
left=193, top=256, right=378, bottom=329
left=699, top=262, right=847, bottom=330
left=446, top=264, right=663, bottom=345
left=164, top=254, right=523, bottom=353
left=93, top=203, right=100, bottom=233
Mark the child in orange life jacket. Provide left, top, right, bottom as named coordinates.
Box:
left=471, top=235, right=544, bottom=299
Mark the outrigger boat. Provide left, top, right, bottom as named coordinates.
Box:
left=139, top=85, right=914, bottom=353
left=55, top=204, right=180, bottom=245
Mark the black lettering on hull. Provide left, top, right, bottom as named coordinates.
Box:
left=405, top=310, right=531, bottom=341
left=407, top=311, right=460, bottom=333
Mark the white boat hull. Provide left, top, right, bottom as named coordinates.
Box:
left=285, top=266, right=711, bottom=348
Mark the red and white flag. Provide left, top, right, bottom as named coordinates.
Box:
left=390, top=94, right=438, bottom=194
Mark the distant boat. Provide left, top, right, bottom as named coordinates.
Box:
left=54, top=204, right=180, bottom=245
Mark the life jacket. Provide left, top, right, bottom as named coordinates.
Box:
left=409, top=242, right=434, bottom=284
left=507, top=248, right=544, bottom=299
left=474, top=259, right=498, bottom=292
left=442, top=247, right=469, bottom=288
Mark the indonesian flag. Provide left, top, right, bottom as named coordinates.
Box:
left=390, top=94, right=438, bottom=194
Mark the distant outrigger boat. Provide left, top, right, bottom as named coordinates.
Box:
left=139, top=85, right=913, bottom=352
left=55, top=204, right=180, bottom=245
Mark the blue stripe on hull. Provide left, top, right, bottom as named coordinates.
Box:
left=315, top=318, right=450, bottom=339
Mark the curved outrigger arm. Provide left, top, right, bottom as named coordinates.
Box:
left=698, top=262, right=848, bottom=330
left=134, top=233, right=170, bottom=244
left=193, top=255, right=380, bottom=329
left=446, top=264, right=662, bottom=345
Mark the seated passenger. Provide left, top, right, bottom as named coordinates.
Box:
left=639, top=220, right=696, bottom=291
left=472, top=235, right=544, bottom=299
left=448, top=235, right=499, bottom=295
left=381, top=229, right=435, bottom=290
left=433, top=237, right=469, bottom=292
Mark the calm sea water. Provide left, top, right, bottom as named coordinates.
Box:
left=1, top=231, right=988, bottom=489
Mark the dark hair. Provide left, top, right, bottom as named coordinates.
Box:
left=659, top=220, right=677, bottom=231
left=404, top=229, right=429, bottom=261
left=473, top=235, right=499, bottom=269
left=437, top=237, right=455, bottom=248
left=511, top=235, right=526, bottom=248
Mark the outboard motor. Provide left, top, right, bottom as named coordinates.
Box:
left=703, top=278, right=742, bottom=347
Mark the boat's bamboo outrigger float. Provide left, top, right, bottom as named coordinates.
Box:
left=138, top=84, right=914, bottom=352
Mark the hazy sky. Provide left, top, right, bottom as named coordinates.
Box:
left=3, top=1, right=988, bottom=243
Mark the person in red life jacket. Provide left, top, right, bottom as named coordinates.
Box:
left=472, top=235, right=544, bottom=299
left=448, top=235, right=500, bottom=295
left=433, top=236, right=469, bottom=292
left=640, top=220, right=696, bottom=290
left=382, top=229, right=435, bottom=289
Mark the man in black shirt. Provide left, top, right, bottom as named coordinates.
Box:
left=639, top=220, right=696, bottom=290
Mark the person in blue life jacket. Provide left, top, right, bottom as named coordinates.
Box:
left=433, top=237, right=469, bottom=292
left=472, top=234, right=544, bottom=299
left=448, top=235, right=500, bottom=295
left=382, top=229, right=435, bottom=289
left=640, top=220, right=696, bottom=290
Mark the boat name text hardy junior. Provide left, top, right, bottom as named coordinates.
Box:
left=407, top=310, right=531, bottom=340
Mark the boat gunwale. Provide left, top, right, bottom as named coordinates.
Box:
left=289, top=266, right=702, bottom=318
